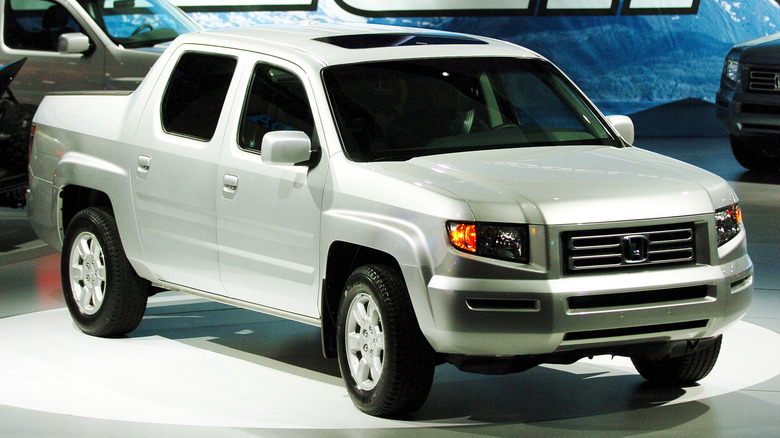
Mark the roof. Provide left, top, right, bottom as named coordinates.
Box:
left=173, top=22, right=540, bottom=68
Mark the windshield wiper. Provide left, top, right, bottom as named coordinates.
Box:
left=369, top=154, right=410, bottom=162
left=121, top=38, right=174, bottom=49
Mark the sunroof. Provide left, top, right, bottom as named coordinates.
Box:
left=315, top=33, right=488, bottom=49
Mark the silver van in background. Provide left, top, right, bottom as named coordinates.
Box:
left=0, top=0, right=199, bottom=205
left=0, top=0, right=201, bottom=108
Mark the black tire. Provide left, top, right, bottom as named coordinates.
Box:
left=61, top=207, right=148, bottom=337
left=631, top=336, right=722, bottom=386
left=730, top=135, right=780, bottom=171
left=336, top=264, right=436, bottom=417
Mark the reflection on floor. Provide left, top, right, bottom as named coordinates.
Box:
left=1, top=135, right=779, bottom=437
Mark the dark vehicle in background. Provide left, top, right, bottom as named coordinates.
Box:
left=0, top=57, right=28, bottom=207
left=716, top=33, right=780, bottom=171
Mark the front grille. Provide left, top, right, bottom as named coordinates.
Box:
left=563, top=319, right=709, bottom=342
left=563, top=224, right=695, bottom=273
left=741, top=103, right=780, bottom=115
left=742, top=123, right=780, bottom=133
left=567, top=285, right=710, bottom=311
left=748, top=69, right=780, bottom=93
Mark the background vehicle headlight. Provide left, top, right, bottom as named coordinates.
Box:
left=724, top=54, right=740, bottom=84
left=715, top=203, right=743, bottom=246
left=447, top=222, right=530, bottom=263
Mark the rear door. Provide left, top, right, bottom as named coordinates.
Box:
left=130, top=46, right=241, bottom=294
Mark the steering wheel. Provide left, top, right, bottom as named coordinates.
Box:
left=130, top=24, right=153, bottom=36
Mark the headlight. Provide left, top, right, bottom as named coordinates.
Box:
left=724, top=53, right=740, bottom=84
left=715, top=203, right=743, bottom=246
left=447, top=222, right=529, bottom=263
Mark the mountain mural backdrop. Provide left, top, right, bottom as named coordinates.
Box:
left=190, top=0, right=780, bottom=115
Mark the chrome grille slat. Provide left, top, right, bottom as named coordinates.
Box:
left=564, top=225, right=695, bottom=273
left=749, top=69, right=780, bottom=93
left=650, top=237, right=691, bottom=245
left=569, top=241, right=620, bottom=250
left=648, top=247, right=694, bottom=256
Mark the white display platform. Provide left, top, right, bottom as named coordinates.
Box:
left=1, top=293, right=778, bottom=429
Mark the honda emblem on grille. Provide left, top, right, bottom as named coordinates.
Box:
left=621, top=235, right=649, bottom=264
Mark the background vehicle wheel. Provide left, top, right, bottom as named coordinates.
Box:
left=61, top=207, right=149, bottom=337
left=730, top=135, right=780, bottom=171
left=336, top=264, right=436, bottom=417
left=631, top=336, right=722, bottom=386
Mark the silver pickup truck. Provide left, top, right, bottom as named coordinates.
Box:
left=27, top=24, right=753, bottom=417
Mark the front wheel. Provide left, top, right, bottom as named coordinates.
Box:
left=631, top=336, right=722, bottom=386
left=336, top=264, right=436, bottom=417
left=730, top=135, right=780, bottom=171
left=61, top=207, right=148, bottom=337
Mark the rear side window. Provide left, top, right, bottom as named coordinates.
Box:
left=161, top=52, right=237, bottom=141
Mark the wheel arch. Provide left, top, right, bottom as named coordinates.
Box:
left=53, top=154, right=150, bottom=279
left=59, top=185, right=114, bottom=240
left=318, top=210, right=444, bottom=359
left=321, top=241, right=404, bottom=359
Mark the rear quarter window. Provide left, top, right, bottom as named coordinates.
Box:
left=161, top=52, right=237, bottom=141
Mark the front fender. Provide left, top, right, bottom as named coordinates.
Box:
left=323, top=209, right=438, bottom=269
left=321, top=208, right=452, bottom=344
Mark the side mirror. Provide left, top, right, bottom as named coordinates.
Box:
left=605, top=115, right=635, bottom=145
left=59, top=33, right=91, bottom=55
left=261, top=130, right=312, bottom=166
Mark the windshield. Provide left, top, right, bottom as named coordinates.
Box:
left=77, top=0, right=200, bottom=48
left=323, top=58, right=622, bottom=162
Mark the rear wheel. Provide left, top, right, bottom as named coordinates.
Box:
left=61, top=207, right=148, bottom=337
left=336, top=264, right=436, bottom=417
left=631, top=336, right=722, bottom=386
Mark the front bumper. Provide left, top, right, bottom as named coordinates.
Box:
left=412, top=221, right=753, bottom=357
left=716, top=82, right=780, bottom=137
left=422, top=261, right=752, bottom=356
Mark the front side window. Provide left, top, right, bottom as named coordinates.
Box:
left=4, top=0, right=85, bottom=52
left=323, top=57, right=621, bottom=162
left=238, top=63, right=315, bottom=153
left=161, top=52, right=237, bottom=141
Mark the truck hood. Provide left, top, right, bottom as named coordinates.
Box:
left=371, top=146, right=734, bottom=225
left=737, top=33, right=780, bottom=65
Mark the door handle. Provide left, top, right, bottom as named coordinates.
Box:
left=136, top=155, right=151, bottom=179
left=222, top=174, right=239, bottom=199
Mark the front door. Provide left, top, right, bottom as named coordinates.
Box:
left=216, top=59, right=326, bottom=318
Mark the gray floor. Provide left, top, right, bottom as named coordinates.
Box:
left=1, top=135, right=778, bottom=437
